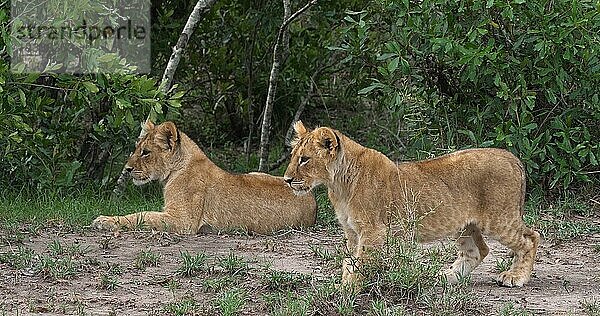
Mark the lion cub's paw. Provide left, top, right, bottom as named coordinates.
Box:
left=92, top=216, right=119, bottom=231
left=440, top=268, right=461, bottom=285
left=496, top=271, right=528, bottom=287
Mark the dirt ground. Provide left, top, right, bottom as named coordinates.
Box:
left=1, top=227, right=599, bottom=315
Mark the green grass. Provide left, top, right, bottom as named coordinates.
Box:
left=163, top=297, right=199, bottom=316
left=495, top=257, right=512, bottom=273
left=37, top=255, right=77, bottom=280
left=202, top=276, right=235, bottom=292
left=368, top=300, right=405, bottom=316
left=134, top=248, right=160, bottom=271
left=48, top=240, right=89, bottom=258
left=264, top=291, right=311, bottom=316
left=261, top=269, right=310, bottom=292
left=497, top=302, right=534, bottom=316
left=581, top=300, right=600, bottom=316
left=216, top=289, right=246, bottom=316
left=1, top=184, right=599, bottom=315
left=0, top=184, right=162, bottom=227
left=218, top=252, right=248, bottom=276
left=314, top=187, right=338, bottom=231
left=524, top=194, right=600, bottom=241
left=176, top=251, right=208, bottom=277
left=0, top=245, right=35, bottom=269
left=98, top=274, right=119, bottom=291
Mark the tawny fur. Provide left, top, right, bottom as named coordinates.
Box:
left=92, top=121, right=316, bottom=234
left=284, top=121, right=539, bottom=288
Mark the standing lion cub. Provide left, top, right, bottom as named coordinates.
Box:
left=93, top=121, right=316, bottom=234
left=284, top=121, right=539, bottom=287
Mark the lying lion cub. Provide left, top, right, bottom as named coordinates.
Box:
left=93, top=121, right=316, bottom=234
left=284, top=121, right=539, bottom=287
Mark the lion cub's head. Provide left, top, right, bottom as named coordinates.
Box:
left=125, top=120, right=181, bottom=185
left=284, top=121, right=340, bottom=195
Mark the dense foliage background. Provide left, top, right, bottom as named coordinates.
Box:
left=1, top=0, right=598, bottom=196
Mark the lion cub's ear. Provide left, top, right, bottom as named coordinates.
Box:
left=294, top=120, right=308, bottom=137
left=140, top=119, right=155, bottom=139
left=155, top=121, right=180, bottom=151
left=314, top=127, right=339, bottom=154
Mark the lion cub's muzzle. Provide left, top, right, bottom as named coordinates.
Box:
left=283, top=176, right=310, bottom=195
left=125, top=164, right=151, bottom=185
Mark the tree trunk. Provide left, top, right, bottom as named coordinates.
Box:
left=257, top=0, right=317, bottom=172
left=113, top=0, right=217, bottom=196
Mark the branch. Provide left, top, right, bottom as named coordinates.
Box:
left=160, top=0, right=217, bottom=94
left=113, top=0, right=217, bottom=196
left=269, top=67, right=322, bottom=172
left=257, top=0, right=317, bottom=172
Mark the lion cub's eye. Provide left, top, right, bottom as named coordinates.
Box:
left=141, top=148, right=151, bottom=157
left=299, top=156, right=310, bottom=166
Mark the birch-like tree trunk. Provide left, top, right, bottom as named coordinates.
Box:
left=257, top=0, right=317, bottom=172
left=113, top=0, right=217, bottom=195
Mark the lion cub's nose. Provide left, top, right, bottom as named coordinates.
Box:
left=283, top=176, right=293, bottom=185
left=125, top=166, right=134, bottom=173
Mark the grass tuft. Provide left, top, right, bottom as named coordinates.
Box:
left=37, top=255, right=77, bottom=280
left=495, top=257, right=512, bottom=273
left=581, top=300, right=600, bottom=316
left=218, top=252, right=248, bottom=276
left=134, top=248, right=160, bottom=271
left=264, top=291, right=311, bottom=316
left=176, top=251, right=208, bottom=277
left=98, top=274, right=119, bottom=291
left=216, top=289, right=246, bottom=316
left=497, top=302, right=534, bottom=316
left=163, top=297, right=198, bottom=316
left=261, top=269, right=310, bottom=292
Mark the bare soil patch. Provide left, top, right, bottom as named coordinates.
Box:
left=1, top=227, right=599, bottom=315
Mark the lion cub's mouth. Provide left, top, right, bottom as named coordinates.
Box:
left=130, top=172, right=152, bottom=186
left=132, top=177, right=151, bottom=186
left=289, top=183, right=311, bottom=196
left=291, top=188, right=310, bottom=196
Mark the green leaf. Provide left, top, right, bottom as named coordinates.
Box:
left=43, top=63, right=63, bottom=72
left=18, top=89, right=26, bottom=107
left=154, top=103, right=164, bottom=114
left=377, top=53, right=396, bottom=61
left=82, top=82, right=99, bottom=93
left=115, top=98, right=132, bottom=109
left=167, top=100, right=182, bottom=108
left=458, top=129, right=477, bottom=144
left=172, top=90, right=185, bottom=99
left=387, top=57, right=399, bottom=74
left=590, top=152, right=597, bottom=165
left=358, top=83, right=384, bottom=95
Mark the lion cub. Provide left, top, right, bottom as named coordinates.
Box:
left=284, top=121, right=539, bottom=287
left=93, top=121, right=316, bottom=234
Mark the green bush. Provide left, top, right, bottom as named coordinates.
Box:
left=0, top=2, right=182, bottom=190
left=1, top=0, right=597, bottom=194
left=333, top=0, right=599, bottom=191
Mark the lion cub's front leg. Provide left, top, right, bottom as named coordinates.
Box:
left=92, top=211, right=193, bottom=233
left=341, top=227, right=359, bottom=286
left=340, top=222, right=387, bottom=290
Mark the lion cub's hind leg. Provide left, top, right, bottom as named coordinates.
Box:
left=443, top=223, right=489, bottom=284
left=494, top=224, right=540, bottom=287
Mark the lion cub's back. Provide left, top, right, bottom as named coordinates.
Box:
left=401, top=148, right=526, bottom=217
left=236, top=172, right=317, bottom=229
